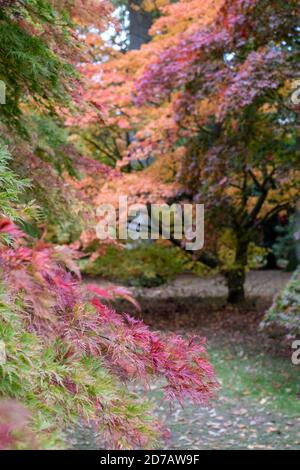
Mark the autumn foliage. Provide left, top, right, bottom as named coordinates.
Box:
left=0, top=0, right=299, bottom=450
left=76, top=0, right=300, bottom=302
left=0, top=217, right=217, bottom=449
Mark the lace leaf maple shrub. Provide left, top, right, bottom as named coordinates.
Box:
left=0, top=400, right=38, bottom=450
left=0, top=2, right=219, bottom=449
left=0, top=219, right=218, bottom=449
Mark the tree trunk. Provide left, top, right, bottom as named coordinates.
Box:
left=224, top=238, right=249, bottom=304
left=128, top=0, right=153, bottom=50
left=225, top=268, right=246, bottom=304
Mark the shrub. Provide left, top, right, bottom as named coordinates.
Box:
left=0, top=220, right=218, bottom=449
left=0, top=400, right=38, bottom=450
left=262, top=267, right=300, bottom=338
left=82, top=242, right=191, bottom=287
left=81, top=234, right=268, bottom=287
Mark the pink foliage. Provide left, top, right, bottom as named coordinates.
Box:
left=87, top=283, right=141, bottom=311
left=0, top=400, right=36, bottom=450
left=135, top=30, right=230, bottom=106
left=0, top=218, right=218, bottom=447
left=64, top=296, right=218, bottom=404
left=135, top=0, right=297, bottom=123
left=217, top=48, right=284, bottom=120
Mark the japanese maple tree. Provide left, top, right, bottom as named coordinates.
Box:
left=0, top=1, right=218, bottom=449
left=133, top=0, right=300, bottom=303
left=81, top=0, right=300, bottom=303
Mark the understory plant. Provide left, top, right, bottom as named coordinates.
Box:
left=262, top=267, right=300, bottom=338
left=82, top=242, right=190, bottom=287
left=82, top=235, right=268, bottom=288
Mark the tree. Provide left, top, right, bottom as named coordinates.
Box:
left=128, top=0, right=154, bottom=50
left=134, top=0, right=300, bottom=303
left=0, top=0, right=113, bottom=242
left=0, top=1, right=218, bottom=448
left=81, top=0, right=300, bottom=303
